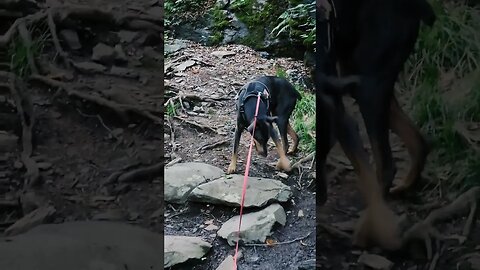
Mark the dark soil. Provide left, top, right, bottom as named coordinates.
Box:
left=0, top=0, right=163, bottom=254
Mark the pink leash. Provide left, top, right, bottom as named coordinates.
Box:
left=233, top=93, right=262, bottom=270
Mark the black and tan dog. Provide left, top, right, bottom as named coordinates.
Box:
left=226, top=76, right=301, bottom=174
left=315, top=0, right=436, bottom=251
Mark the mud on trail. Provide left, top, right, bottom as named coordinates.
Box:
left=164, top=40, right=316, bottom=269
left=0, top=0, right=163, bottom=248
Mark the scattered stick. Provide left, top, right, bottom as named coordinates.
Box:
left=197, top=138, right=229, bottom=151
left=243, top=232, right=313, bottom=247
left=0, top=71, right=39, bottom=187
left=428, top=244, right=443, bottom=270
left=402, top=186, right=480, bottom=259
left=173, top=116, right=218, bottom=134
left=166, top=157, right=182, bottom=167
left=30, top=75, right=162, bottom=124
left=117, top=162, right=162, bottom=183
left=317, top=222, right=351, bottom=239
left=291, top=152, right=315, bottom=170
left=47, top=9, right=70, bottom=69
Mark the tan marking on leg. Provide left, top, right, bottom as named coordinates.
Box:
left=273, top=138, right=291, bottom=172
left=227, top=153, right=238, bottom=174
left=287, top=122, right=299, bottom=154
left=389, top=97, right=428, bottom=194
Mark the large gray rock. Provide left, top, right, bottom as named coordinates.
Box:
left=164, top=162, right=224, bottom=203
left=0, top=221, right=163, bottom=270
left=217, top=203, right=286, bottom=246
left=189, top=174, right=292, bottom=207
left=164, top=235, right=212, bottom=268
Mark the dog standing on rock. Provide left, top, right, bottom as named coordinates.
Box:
left=226, top=76, right=302, bottom=174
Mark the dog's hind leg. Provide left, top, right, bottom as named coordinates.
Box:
left=287, top=122, right=299, bottom=154
left=269, top=126, right=291, bottom=172
left=227, top=127, right=242, bottom=174
left=335, top=103, right=401, bottom=250
left=389, top=96, right=429, bottom=194
left=355, top=77, right=396, bottom=195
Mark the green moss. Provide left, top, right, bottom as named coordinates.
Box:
left=231, top=0, right=289, bottom=48
left=208, top=5, right=230, bottom=45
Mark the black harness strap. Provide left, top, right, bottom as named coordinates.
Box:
left=237, top=80, right=271, bottom=128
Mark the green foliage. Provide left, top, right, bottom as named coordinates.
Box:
left=208, top=5, right=230, bottom=45
left=165, top=0, right=213, bottom=31
left=8, top=23, right=49, bottom=78
left=276, top=67, right=316, bottom=152
left=271, top=1, right=315, bottom=47
left=405, top=0, right=480, bottom=189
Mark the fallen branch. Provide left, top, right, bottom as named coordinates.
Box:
left=30, top=75, right=162, bottom=124
left=317, top=222, right=352, bottom=239
left=117, top=162, right=162, bottom=183
left=47, top=9, right=70, bottom=69
left=243, top=232, right=313, bottom=247
left=291, top=152, right=315, bottom=170
left=0, top=71, right=39, bottom=187
left=174, top=116, right=218, bottom=134
left=197, top=138, right=229, bottom=151
left=402, top=186, right=480, bottom=259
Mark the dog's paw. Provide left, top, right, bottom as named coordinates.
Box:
left=227, top=163, right=237, bottom=174
left=276, top=157, right=291, bottom=172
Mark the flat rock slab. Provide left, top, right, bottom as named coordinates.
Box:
left=164, top=235, right=212, bottom=268
left=0, top=221, right=162, bottom=270
left=189, top=174, right=292, bottom=207
left=216, top=255, right=235, bottom=270
left=358, top=253, right=393, bottom=270
left=164, top=162, right=224, bottom=204
left=217, top=203, right=286, bottom=246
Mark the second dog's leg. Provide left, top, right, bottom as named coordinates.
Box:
left=270, top=127, right=291, bottom=172
left=227, top=127, right=242, bottom=174
left=389, top=96, right=429, bottom=194
left=287, top=122, right=300, bottom=154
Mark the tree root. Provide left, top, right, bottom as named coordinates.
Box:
left=104, top=162, right=162, bottom=184
left=402, top=186, right=480, bottom=259
left=1, top=5, right=162, bottom=49
left=0, top=71, right=39, bottom=187
left=30, top=75, right=162, bottom=124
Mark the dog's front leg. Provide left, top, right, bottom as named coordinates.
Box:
left=269, top=126, right=291, bottom=172
left=227, top=127, right=242, bottom=174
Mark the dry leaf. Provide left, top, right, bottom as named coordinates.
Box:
left=265, top=238, right=277, bottom=247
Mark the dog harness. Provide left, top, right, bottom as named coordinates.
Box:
left=237, top=80, right=271, bottom=128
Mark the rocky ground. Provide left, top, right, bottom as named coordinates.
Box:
left=164, top=39, right=316, bottom=269
left=0, top=0, right=163, bottom=268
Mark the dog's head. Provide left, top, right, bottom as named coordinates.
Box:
left=246, top=116, right=277, bottom=157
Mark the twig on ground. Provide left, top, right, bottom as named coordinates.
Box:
left=117, top=162, right=162, bottom=183
left=47, top=9, right=70, bottom=69
left=76, top=108, right=114, bottom=134
left=166, top=116, right=176, bottom=152
left=173, top=116, right=218, bottom=134
left=428, top=243, right=443, bottom=270
left=317, top=222, right=351, bottom=239
left=166, top=157, right=182, bottom=167
left=402, top=187, right=480, bottom=259
left=243, top=232, right=313, bottom=247
left=0, top=71, right=39, bottom=187
left=292, top=152, right=315, bottom=170
left=197, top=138, right=229, bottom=151
left=30, top=75, right=162, bottom=124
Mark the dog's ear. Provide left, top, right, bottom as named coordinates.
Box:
left=265, top=116, right=278, bottom=123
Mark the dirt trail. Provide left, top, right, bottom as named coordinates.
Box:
left=164, top=40, right=316, bottom=269
left=0, top=0, right=163, bottom=249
